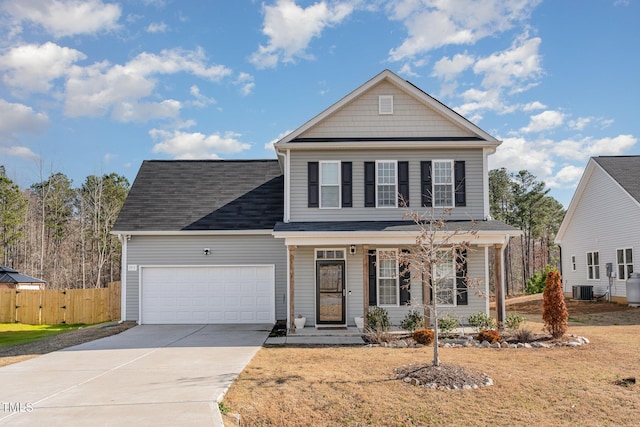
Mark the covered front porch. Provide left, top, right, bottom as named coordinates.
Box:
left=274, top=220, right=519, bottom=333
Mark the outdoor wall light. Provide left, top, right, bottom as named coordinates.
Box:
left=349, top=245, right=356, bottom=255
left=203, top=248, right=211, bottom=255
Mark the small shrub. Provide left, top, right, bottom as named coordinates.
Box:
left=467, top=312, right=496, bottom=331
left=412, top=328, right=434, bottom=345
left=514, top=327, right=534, bottom=343
left=363, top=329, right=394, bottom=345
left=218, top=402, right=230, bottom=415
left=525, top=265, right=555, bottom=294
left=438, top=313, right=459, bottom=335
left=505, top=312, right=527, bottom=330
left=476, top=329, right=501, bottom=344
left=366, top=306, right=390, bottom=332
left=542, top=270, right=568, bottom=338
left=400, top=309, right=425, bottom=331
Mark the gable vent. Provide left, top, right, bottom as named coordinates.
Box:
left=379, top=95, right=393, bottom=114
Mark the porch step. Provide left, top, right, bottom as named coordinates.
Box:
left=293, top=326, right=363, bottom=337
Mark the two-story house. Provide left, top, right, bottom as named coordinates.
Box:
left=112, top=70, right=518, bottom=330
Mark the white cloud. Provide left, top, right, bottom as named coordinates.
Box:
left=146, top=22, right=168, bottom=33
left=234, top=72, right=255, bottom=96
left=250, top=0, right=354, bottom=68
left=568, top=116, right=592, bottom=131
left=150, top=129, right=251, bottom=159
left=521, top=110, right=565, bottom=133
left=455, top=87, right=504, bottom=118
left=522, top=101, right=546, bottom=111
left=0, top=99, right=49, bottom=140
left=264, top=129, right=293, bottom=151
left=65, top=48, right=231, bottom=120
left=3, top=0, right=121, bottom=38
left=546, top=165, right=584, bottom=188
left=188, top=85, right=216, bottom=108
left=387, top=0, right=540, bottom=61
left=490, top=136, right=555, bottom=180
left=0, top=145, right=40, bottom=160
left=111, top=99, right=182, bottom=123
left=473, top=35, right=542, bottom=91
left=432, top=53, right=474, bottom=81
left=0, top=42, right=86, bottom=95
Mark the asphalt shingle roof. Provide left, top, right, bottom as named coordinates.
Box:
left=0, top=266, right=45, bottom=283
left=593, top=156, right=640, bottom=203
left=112, top=160, right=283, bottom=232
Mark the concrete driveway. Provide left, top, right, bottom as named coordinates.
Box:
left=0, top=324, right=271, bottom=426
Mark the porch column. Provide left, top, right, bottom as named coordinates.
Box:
left=494, top=243, right=505, bottom=325
left=363, top=244, right=369, bottom=316
left=289, top=245, right=295, bottom=333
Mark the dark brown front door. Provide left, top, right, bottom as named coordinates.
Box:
left=316, top=260, right=346, bottom=324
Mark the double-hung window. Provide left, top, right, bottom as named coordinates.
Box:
left=319, top=161, right=340, bottom=208
left=433, top=251, right=456, bottom=305
left=586, top=251, right=600, bottom=280
left=377, top=249, right=399, bottom=306
left=617, top=248, right=633, bottom=280
left=433, top=160, right=454, bottom=208
left=376, top=161, right=397, bottom=208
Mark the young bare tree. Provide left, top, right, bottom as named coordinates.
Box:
left=396, top=208, right=477, bottom=366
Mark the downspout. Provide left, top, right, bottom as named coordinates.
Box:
left=482, top=148, right=490, bottom=219
left=119, top=234, right=127, bottom=322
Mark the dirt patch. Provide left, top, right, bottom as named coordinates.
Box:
left=395, top=363, right=492, bottom=389
left=0, top=321, right=136, bottom=367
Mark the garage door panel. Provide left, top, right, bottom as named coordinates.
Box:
left=141, top=266, right=275, bottom=324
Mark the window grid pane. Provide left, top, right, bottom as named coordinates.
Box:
left=321, top=163, right=339, bottom=185
left=433, top=252, right=455, bottom=305
left=321, top=186, right=339, bottom=207
left=433, top=161, right=453, bottom=207
left=378, top=251, right=398, bottom=306
left=377, top=162, right=396, bottom=207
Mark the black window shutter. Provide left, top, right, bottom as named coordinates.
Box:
left=341, top=162, right=352, bottom=208
left=398, top=161, right=409, bottom=207
left=454, top=160, right=466, bottom=207
left=308, top=162, right=319, bottom=208
left=364, top=162, right=375, bottom=207
left=456, top=249, right=468, bottom=306
left=400, top=249, right=411, bottom=305
left=421, top=161, right=432, bottom=207
left=368, top=250, right=377, bottom=306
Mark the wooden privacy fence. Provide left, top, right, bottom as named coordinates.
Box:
left=0, top=282, right=120, bottom=325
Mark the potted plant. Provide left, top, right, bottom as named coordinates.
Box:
left=294, top=315, right=306, bottom=329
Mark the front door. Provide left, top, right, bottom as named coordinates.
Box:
left=316, top=260, right=346, bottom=324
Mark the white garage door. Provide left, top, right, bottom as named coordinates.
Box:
left=140, top=265, right=275, bottom=324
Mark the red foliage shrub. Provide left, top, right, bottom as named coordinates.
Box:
left=412, top=328, right=434, bottom=345
left=476, top=329, right=501, bottom=344
left=542, top=270, right=568, bottom=338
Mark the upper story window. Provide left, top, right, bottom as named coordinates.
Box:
left=571, top=255, right=576, bottom=272
left=421, top=160, right=466, bottom=208
left=376, top=161, right=397, bottom=208
left=617, top=248, right=633, bottom=280
left=433, top=160, right=454, bottom=208
left=586, top=251, right=600, bottom=280
left=379, top=95, right=393, bottom=114
left=320, top=161, right=340, bottom=208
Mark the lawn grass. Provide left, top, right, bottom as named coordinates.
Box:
left=0, top=323, right=83, bottom=348
left=222, top=305, right=640, bottom=426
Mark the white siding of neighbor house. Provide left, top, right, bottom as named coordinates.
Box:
left=299, top=80, right=475, bottom=139
left=289, top=149, right=486, bottom=221
left=292, top=245, right=487, bottom=327
left=124, top=234, right=287, bottom=322
left=559, top=165, right=640, bottom=299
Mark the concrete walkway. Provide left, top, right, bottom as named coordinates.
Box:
left=0, top=324, right=271, bottom=426
left=265, top=326, right=365, bottom=345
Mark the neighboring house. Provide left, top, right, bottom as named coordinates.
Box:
left=112, top=69, right=519, bottom=329
left=555, top=156, right=640, bottom=303
left=0, top=266, right=46, bottom=290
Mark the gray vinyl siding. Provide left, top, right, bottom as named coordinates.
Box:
left=124, top=234, right=287, bottom=321
left=290, top=149, right=485, bottom=221
left=299, top=80, right=474, bottom=139
left=559, top=165, right=640, bottom=299
left=292, top=244, right=487, bottom=327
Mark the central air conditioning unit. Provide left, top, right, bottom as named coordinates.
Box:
left=572, top=285, right=594, bottom=301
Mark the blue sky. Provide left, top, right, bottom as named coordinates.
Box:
left=0, top=0, right=638, bottom=207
